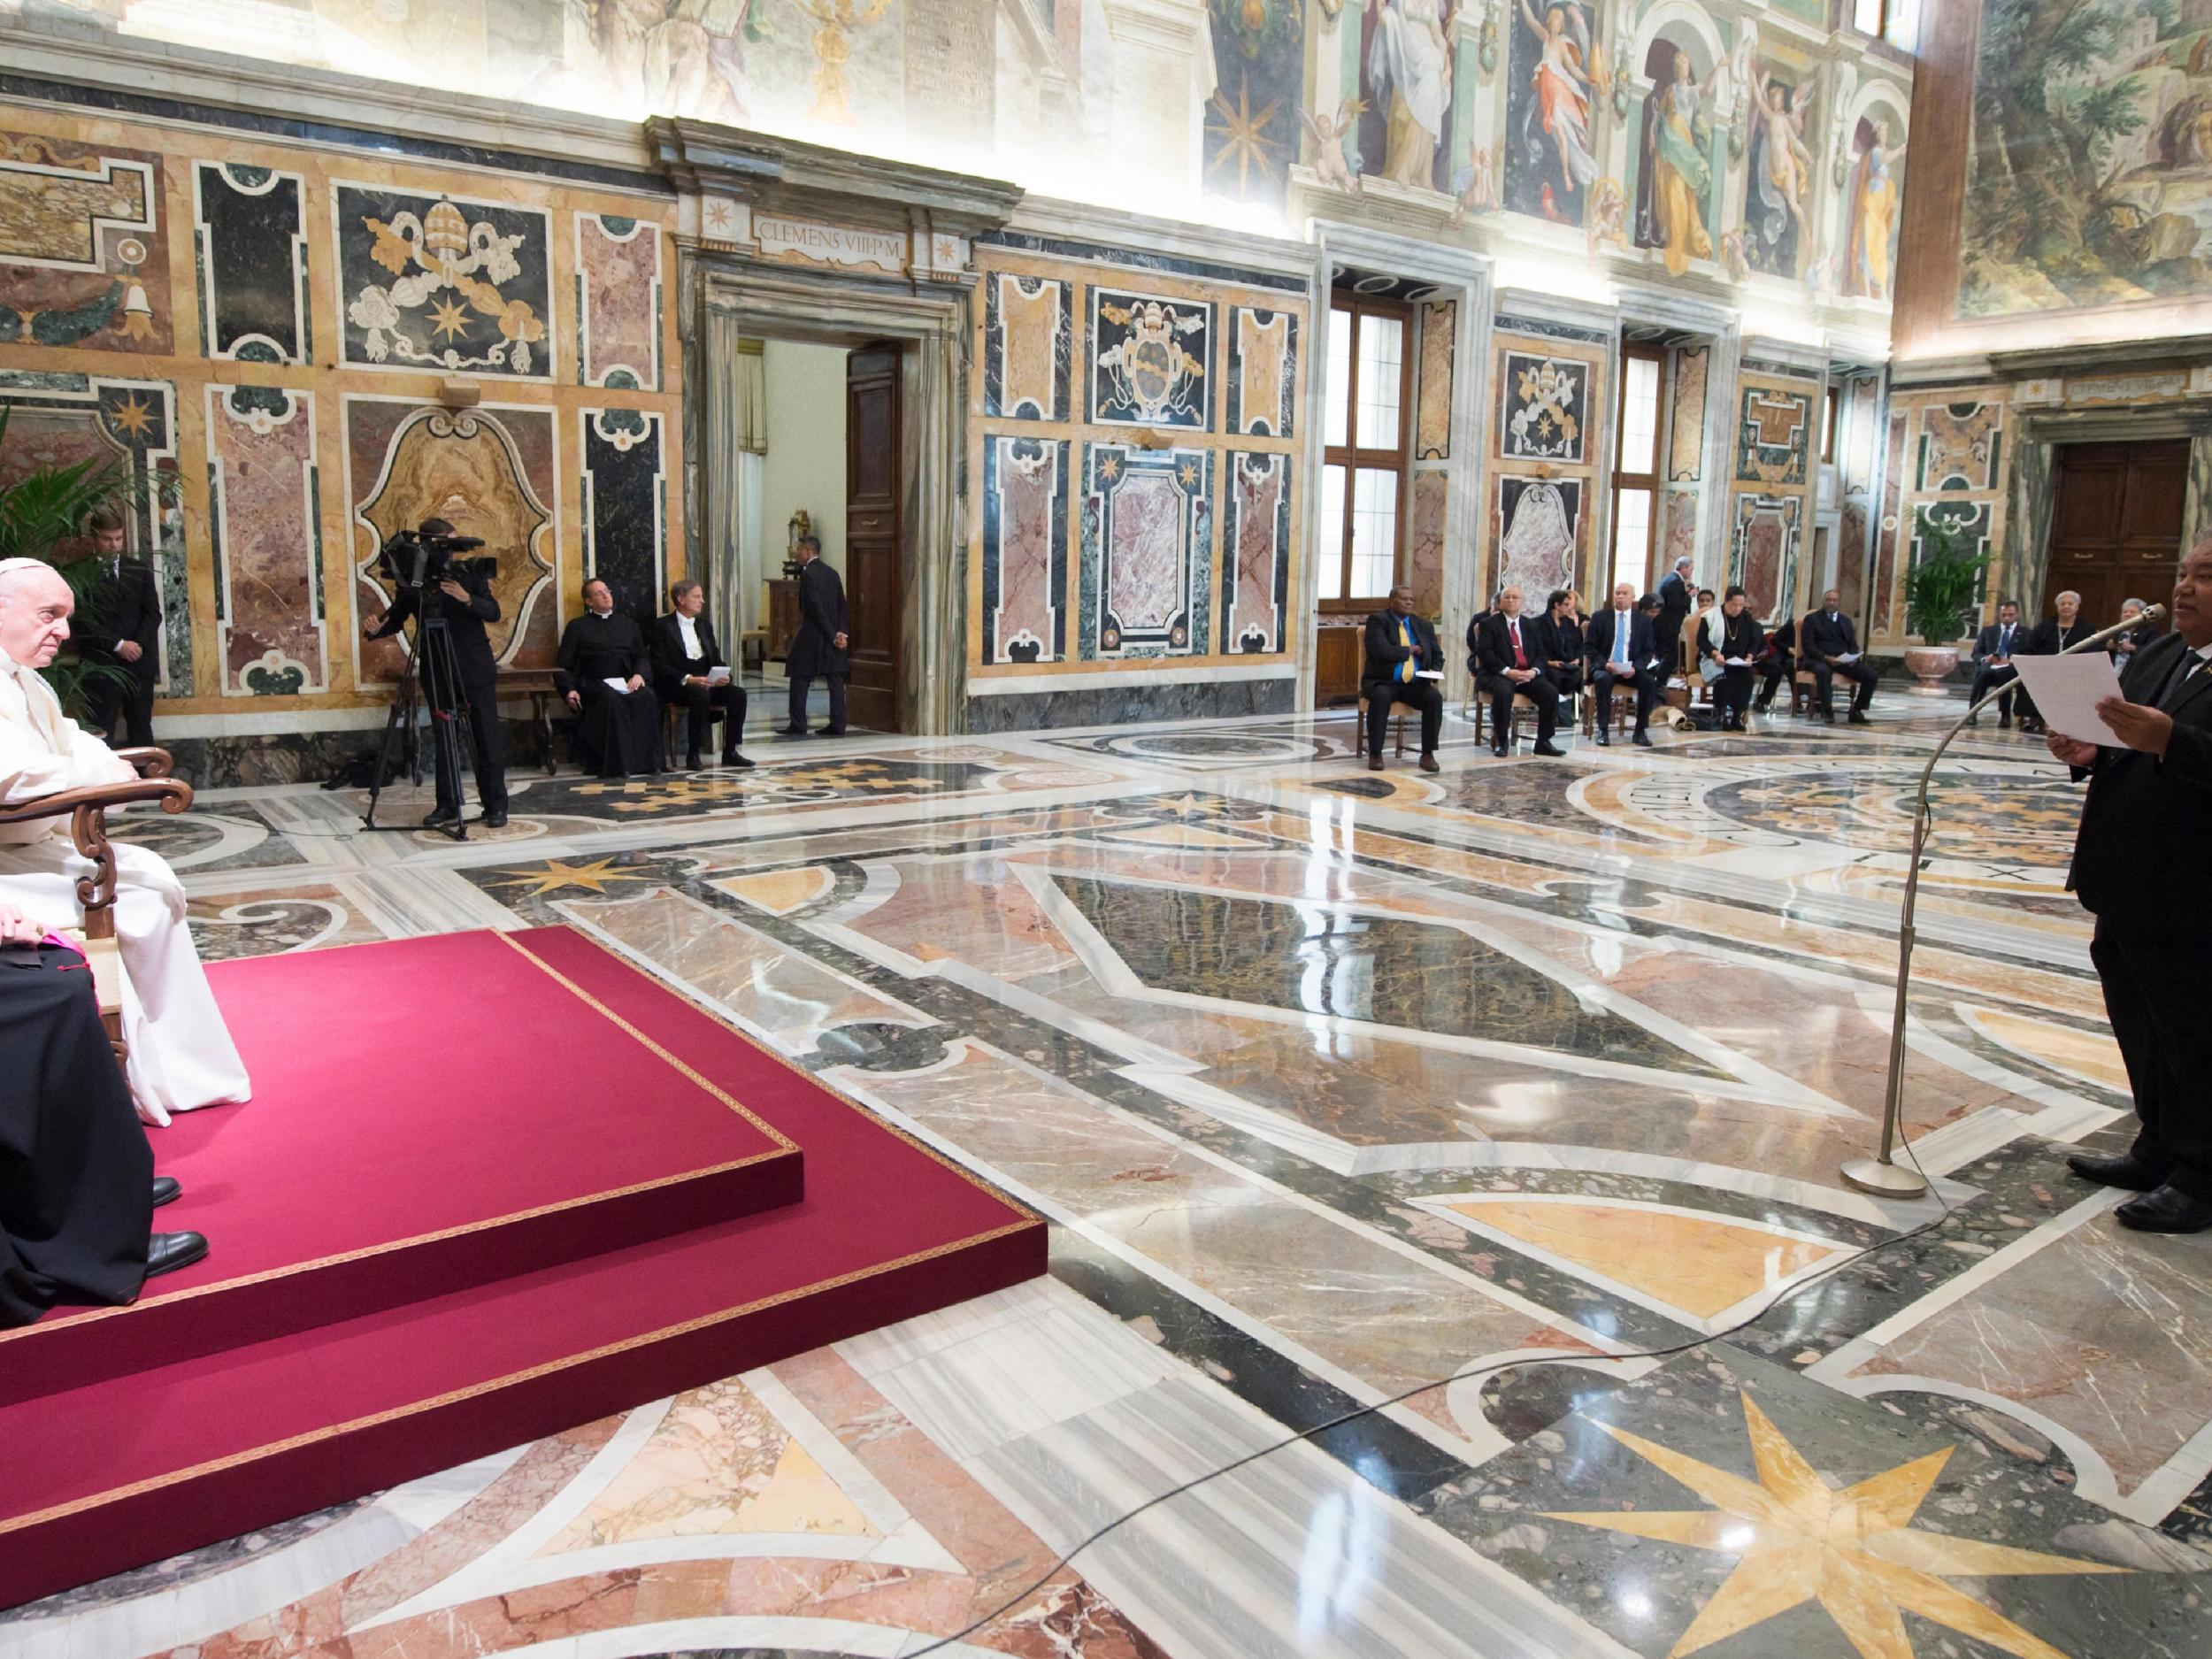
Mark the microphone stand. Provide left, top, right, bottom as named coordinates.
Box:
left=1840, top=603, right=2166, bottom=1198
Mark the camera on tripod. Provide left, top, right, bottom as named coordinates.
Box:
left=376, top=526, right=496, bottom=595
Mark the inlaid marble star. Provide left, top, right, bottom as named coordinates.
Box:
left=1099, top=454, right=1122, bottom=480
left=1547, top=1392, right=2125, bottom=1659
left=427, top=296, right=472, bottom=342
left=487, top=857, right=657, bottom=897
left=107, top=393, right=155, bottom=439
left=1205, top=73, right=1281, bottom=200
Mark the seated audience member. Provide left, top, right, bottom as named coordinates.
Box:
left=1463, top=587, right=1500, bottom=678
left=1362, top=585, right=1444, bottom=772
left=1684, top=588, right=1717, bottom=677
left=1754, top=612, right=1796, bottom=712
left=0, top=900, right=205, bottom=1326
left=2111, top=596, right=2154, bottom=677
left=1968, top=599, right=2024, bottom=727
left=649, top=580, right=753, bottom=772
left=1584, top=581, right=1658, bottom=748
left=2015, top=588, right=2096, bottom=735
left=1532, top=588, right=1586, bottom=701
left=0, top=560, right=250, bottom=1125
left=1801, top=588, right=1877, bottom=725
left=1697, top=586, right=1764, bottom=733
left=556, top=578, right=662, bottom=778
left=1476, top=586, right=1564, bottom=757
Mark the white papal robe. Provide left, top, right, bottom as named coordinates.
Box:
left=0, top=649, right=250, bottom=1125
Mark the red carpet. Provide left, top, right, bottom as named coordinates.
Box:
left=0, top=926, right=1044, bottom=1612
left=0, top=930, right=802, bottom=1402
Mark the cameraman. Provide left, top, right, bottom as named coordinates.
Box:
left=363, top=518, right=510, bottom=830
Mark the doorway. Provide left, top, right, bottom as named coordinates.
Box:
left=2044, top=440, right=2186, bottom=626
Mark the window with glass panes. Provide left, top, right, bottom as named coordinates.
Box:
left=1850, top=0, right=1916, bottom=51
left=1608, top=343, right=1667, bottom=597
left=1319, top=296, right=1411, bottom=611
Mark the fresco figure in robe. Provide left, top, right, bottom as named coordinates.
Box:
left=1636, top=45, right=1722, bottom=277
left=1843, top=118, right=1907, bottom=299
left=1507, top=0, right=1598, bottom=225
left=1366, top=0, right=1454, bottom=189
left=1745, top=70, right=1814, bottom=277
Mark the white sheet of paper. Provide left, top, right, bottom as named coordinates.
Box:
left=1834, top=651, right=1863, bottom=664
left=1724, top=657, right=1751, bottom=666
left=2010, top=650, right=2126, bottom=745
left=1415, top=670, right=1444, bottom=680
left=602, top=677, right=630, bottom=694
left=706, top=664, right=732, bottom=686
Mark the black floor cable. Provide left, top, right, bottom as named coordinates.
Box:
left=889, top=1123, right=1961, bottom=1657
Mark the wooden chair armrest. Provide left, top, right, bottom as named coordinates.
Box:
left=113, top=746, right=174, bottom=779
left=0, top=778, right=193, bottom=826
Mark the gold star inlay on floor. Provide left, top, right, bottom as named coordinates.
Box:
left=1547, top=1393, right=2125, bottom=1659
left=488, top=857, right=659, bottom=898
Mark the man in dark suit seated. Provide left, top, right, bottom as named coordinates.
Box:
left=2050, top=540, right=2212, bottom=1233
left=2016, top=589, right=2096, bottom=735
left=649, top=580, right=753, bottom=771
left=1968, top=599, right=2024, bottom=728
left=1801, top=588, right=1877, bottom=724
left=556, top=578, right=662, bottom=778
left=1754, top=612, right=1796, bottom=712
left=1532, top=588, right=1586, bottom=703
left=77, top=507, right=161, bottom=749
left=1584, top=580, right=1657, bottom=747
left=1361, top=584, right=1443, bottom=772
left=1463, top=588, right=1499, bottom=678
left=1476, top=586, right=1563, bottom=757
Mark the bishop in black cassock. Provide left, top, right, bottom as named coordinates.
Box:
left=556, top=580, right=663, bottom=779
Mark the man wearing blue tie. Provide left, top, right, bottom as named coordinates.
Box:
left=1968, top=599, right=2023, bottom=728
left=1584, top=580, right=1658, bottom=747
left=1361, top=585, right=1445, bottom=772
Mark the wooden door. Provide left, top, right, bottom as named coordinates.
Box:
left=2045, top=441, right=2187, bottom=628
left=844, top=343, right=902, bottom=732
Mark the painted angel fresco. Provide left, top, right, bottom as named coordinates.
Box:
left=1505, top=0, right=1600, bottom=226
left=1300, top=101, right=1368, bottom=196
left=1842, top=117, right=1907, bottom=299
left=1635, top=43, right=1726, bottom=277
left=1364, top=0, right=1453, bottom=189
left=584, top=0, right=756, bottom=122
left=1746, top=69, right=1815, bottom=277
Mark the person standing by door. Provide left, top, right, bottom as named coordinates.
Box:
left=781, top=534, right=849, bottom=737
left=78, top=508, right=160, bottom=749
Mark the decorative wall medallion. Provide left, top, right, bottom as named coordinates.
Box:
left=193, top=163, right=308, bottom=364
left=985, top=272, right=1069, bottom=421
left=1087, top=288, right=1212, bottom=429
left=0, top=133, right=170, bottom=353
left=1081, top=443, right=1210, bottom=656
left=1736, top=387, right=1812, bottom=487
left=207, top=383, right=323, bottom=695
left=1222, top=450, right=1290, bottom=653
left=334, top=185, right=551, bottom=377
left=983, top=434, right=1067, bottom=664
left=1498, top=351, right=1587, bottom=463
left=1497, top=475, right=1580, bottom=601
left=1228, top=306, right=1296, bottom=438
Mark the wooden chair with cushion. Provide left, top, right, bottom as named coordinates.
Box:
left=0, top=747, right=192, bottom=1066
left=1355, top=692, right=1409, bottom=757
left=1793, top=668, right=1820, bottom=716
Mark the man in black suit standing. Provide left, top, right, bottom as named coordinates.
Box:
left=1584, top=580, right=1657, bottom=747
left=1361, top=584, right=1443, bottom=772
left=1801, top=588, right=1877, bottom=724
left=781, top=534, right=849, bottom=737
left=649, top=579, right=753, bottom=771
left=2051, top=540, right=2212, bottom=1233
left=363, top=519, right=511, bottom=828
left=78, top=507, right=160, bottom=749
left=1656, top=556, right=1694, bottom=672
left=2016, top=588, right=2096, bottom=735
left=1968, top=599, right=2024, bottom=727
left=1476, top=586, right=1563, bottom=757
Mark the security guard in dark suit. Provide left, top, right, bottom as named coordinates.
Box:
left=79, top=507, right=161, bottom=749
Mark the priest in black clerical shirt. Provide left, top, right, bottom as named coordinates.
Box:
left=556, top=579, right=662, bottom=778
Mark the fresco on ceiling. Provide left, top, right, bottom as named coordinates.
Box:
left=1960, top=0, right=2212, bottom=318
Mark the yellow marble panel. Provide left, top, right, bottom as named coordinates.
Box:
left=1962, top=1006, right=2129, bottom=1092
left=1102, top=823, right=1257, bottom=849
left=715, top=865, right=836, bottom=917
left=1444, top=1200, right=1842, bottom=1321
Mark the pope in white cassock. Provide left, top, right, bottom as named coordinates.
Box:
left=0, top=558, right=249, bottom=1125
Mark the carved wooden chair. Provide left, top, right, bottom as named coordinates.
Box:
left=0, top=747, right=192, bottom=1065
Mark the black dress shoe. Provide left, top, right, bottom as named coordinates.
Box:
left=1848, top=710, right=1871, bottom=726
left=685, top=749, right=703, bottom=770
left=1491, top=742, right=1508, bottom=757
left=1418, top=752, right=1440, bottom=772
left=145, top=1231, right=209, bottom=1280
left=481, top=808, right=508, bottom=830
left=723, top=750, right=756, bottom=770
left=815, top=726, right=847, bottom=737
left=775, top=726, right=808, bottom=737
left=1532, top=741, right=1565, bottom=757
left=2116, top=1184, right=2212, bottom=1233
left=1594, top=730, right=1610, bottom=746
left=151, top=1176, right=180, bottom=1209
left=1367, top=754, right=1384, bottom=771
left=2066, top=1150, right=2171, bottom=1192
left=2000, top=715, right=2013, bottom=729
left=422, top=806, right=460, bottom=829
left=1632, top=732, right=1654, bottom=748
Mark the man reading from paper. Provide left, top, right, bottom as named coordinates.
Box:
left=0, top=560, right=250, bottom=1125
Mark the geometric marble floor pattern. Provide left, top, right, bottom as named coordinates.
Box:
left=9, top=703, right=2209, bottom=1659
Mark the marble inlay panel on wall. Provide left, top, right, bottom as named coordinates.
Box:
left=206, top=382, right=325, bottom=695
left=573, top=212, right=662, bottom=390
left=0, top=130, right=172, bottom=354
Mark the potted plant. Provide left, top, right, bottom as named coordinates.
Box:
left=1901, top=511, right=1990, bottom=695
left=0, top=409, right=172, bottom=720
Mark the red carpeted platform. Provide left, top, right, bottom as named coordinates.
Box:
left=0, top=929, right=803, bottom=1402
left=0, top=926, right=1043, bottom=1613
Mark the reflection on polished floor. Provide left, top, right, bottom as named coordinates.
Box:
left=12, top=703, right=2212, bottom=1659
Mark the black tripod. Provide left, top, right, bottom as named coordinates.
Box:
left=361, top=603, right=479, bottom=841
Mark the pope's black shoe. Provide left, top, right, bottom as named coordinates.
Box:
left=2115, top=1184, right=2212, bottom=1234
left=151, top=1175, right=180, bottom=1209
left=2065, top=1150, right=2170, bottom=1192
left=146, top=1231, right=209, bottom=1280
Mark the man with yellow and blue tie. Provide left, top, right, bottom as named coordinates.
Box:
left=1361, top=585, right=1445, bottom=772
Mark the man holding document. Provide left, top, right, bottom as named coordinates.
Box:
left=650, top=580, right=752, bottom=772
left=2045, top=541, right=2212, bottom=1233
left=1362, top=585, right=1445, bottom=772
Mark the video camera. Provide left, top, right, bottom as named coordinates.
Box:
left=375, top=526, right=495, bottom=594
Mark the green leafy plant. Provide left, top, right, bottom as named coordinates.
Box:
left=0, top=408, right=175, bottom=718
left=1903, top=512, right=1991, bottom=647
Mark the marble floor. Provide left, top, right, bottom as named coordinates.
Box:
left=8, top=696, right=2211, bottom=1659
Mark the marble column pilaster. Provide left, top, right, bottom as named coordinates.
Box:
left=902, top=321, right=968, bottom=737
